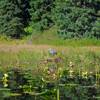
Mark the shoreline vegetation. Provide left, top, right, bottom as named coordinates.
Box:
left=0, top=48, right=100, bottom=99
left=0, top=0, right=100, bottom=99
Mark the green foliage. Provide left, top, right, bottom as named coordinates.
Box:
left=53, top=0, right=100, bottom=39
left=92, top=18, right=100, bottom=39
left=0, top=50, right=100, bottom=99
left=29, top=0, right=55, bottom=31
left=0, top=0, right=100, bottom=39
left=28, top=0, right=100, bottom=39
left=0, top=0, right=30, bottom=38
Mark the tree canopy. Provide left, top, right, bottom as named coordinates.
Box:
left=0, top=0, right=100, bottom=39
left=0, top=0, right=29, bottom=38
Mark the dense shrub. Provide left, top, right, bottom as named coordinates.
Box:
left=53, top=0, right=100, bottom=39
left=0, top=0, right=30, bottom=38
left=0, top=0, right=100, bottom=39
left=29, top=0, right=55, bottom=31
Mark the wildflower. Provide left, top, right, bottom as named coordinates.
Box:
left=2, top=73, right=9, bottom=88
left=47, top=58, right=53, bottom=62
left=69, top=69, right=74, bottom=78
left=52, top=74, right=56, bottom=79
left=90, top=71, right=93, bottom=74
left=47, top=70, right=51, bottom=74
left=82, top=71, right=88, bottom=79
left=48, top=66, right=56, bottom=74
left=69, top=61, right=74, bottom=67
left=4, top=73, right=8, bottom=78
left=54, top=57, right=62, bottom=63
left=48, top=48, right=57, bottom=55
left=42, top=77, right=45, bottom=82
left=19, top=85, right=22, bottom=88
left=4, top=83, right=8, bottom=87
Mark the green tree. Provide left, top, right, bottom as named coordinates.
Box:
left=18, top=0, right=30, bottom=27
left=92, top=18, right=100, bottom=39
left=53, top=0, right=100, bottom=39
left=30, top=0, right=55, bottom=31
left=0, top=0, right=30, bottom=38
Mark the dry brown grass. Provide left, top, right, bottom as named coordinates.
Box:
left=0, top=44, right=100, bottom=53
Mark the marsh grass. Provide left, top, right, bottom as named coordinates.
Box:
left=0, top=47, right=100, bottom=72
left=0, top=27, right=100, bottom=46
left=0, top=48, right=100, bottom=100
left=0, top=50, right=41, bottom=69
